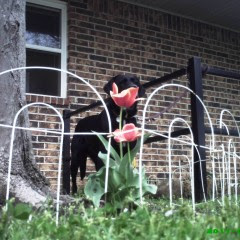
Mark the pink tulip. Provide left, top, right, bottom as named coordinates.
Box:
left=110, top=83, right=139, bottom=108
left=113, top=123, right=141, bottom=143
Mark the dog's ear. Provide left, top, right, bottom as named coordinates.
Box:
left=138, top=84, right=146, bottom=97
left=131, top=75, right=145, bottom=97
left=135, top=76, right=145, bottom=97
left=103, top=76, right=115, bottom=95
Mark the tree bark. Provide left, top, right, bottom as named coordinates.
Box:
left=0, top=0, right=51, bottom=206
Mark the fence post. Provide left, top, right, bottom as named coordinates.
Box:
left=62, top=110, right=71, bottom=194
left=188, top=57, right=207, bottom=201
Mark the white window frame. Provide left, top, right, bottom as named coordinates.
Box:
left=26, top=0, right=67, bottom=98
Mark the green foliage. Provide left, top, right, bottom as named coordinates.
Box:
left=13, top=203, right=32, bottom=220
left=0, top=199, right=32, bottom=240
left=1, top=197, right=240, bottom=240
left=84, top=134, right=157, bottom=208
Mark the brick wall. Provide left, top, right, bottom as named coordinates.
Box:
left=27, top=0, right=240, bottom=191
left=26, top=95, right=69, bottom=188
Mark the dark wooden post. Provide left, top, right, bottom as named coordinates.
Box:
left=188, top=57, right=207, bottom=201
left=62, top=110, right=71, bottom=194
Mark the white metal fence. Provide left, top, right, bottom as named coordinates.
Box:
left=0, top=67, right=239, bottom=224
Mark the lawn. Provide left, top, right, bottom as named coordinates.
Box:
left=0, top=197, right=240, bottom=240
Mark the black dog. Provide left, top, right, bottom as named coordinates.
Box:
left=71, top=74, right=145, bottom=194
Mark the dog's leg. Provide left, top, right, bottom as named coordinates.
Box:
left=71, top=152, right=88, bottom=194
left=71, top=158, right=79, bottom=194
left=95, top=157, right=104, bottom=171
left=79, top=154, right=87, bottom=180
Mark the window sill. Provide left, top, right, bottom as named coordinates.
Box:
left=26, top=93, right=69, bottom=106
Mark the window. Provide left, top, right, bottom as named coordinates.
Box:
left=26, top=0, right=67, bottom=97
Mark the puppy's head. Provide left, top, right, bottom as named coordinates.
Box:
left=103, top=74, right=145, bottom=98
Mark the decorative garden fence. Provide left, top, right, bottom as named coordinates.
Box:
left=0, top=57, right=239, bottom=225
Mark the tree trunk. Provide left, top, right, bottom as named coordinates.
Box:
left=0, top=0, right=52, bottom=206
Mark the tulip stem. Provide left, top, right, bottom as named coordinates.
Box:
left=119, top=107, right=123, bottom=159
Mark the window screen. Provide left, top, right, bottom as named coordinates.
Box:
left=26, top=3, right=64, bottom=97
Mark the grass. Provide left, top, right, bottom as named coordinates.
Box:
left=0, top=197, right=240, bottom=240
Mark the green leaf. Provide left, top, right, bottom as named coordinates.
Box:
left=84, top=172, right=105, bottom=207
left=84, top=132, right=156, bottom=208
left=130, top=133, right=151, bottom=160
left=13, top=203, right=32, bottom=220
left=109, top=169, right=124, bottom=189
left=126, top=168, right=139, bottom=187
left=142, top=183, right=157, bottom=195
left=94, top=131, right=121, bottom=163
left=120, top=133, right=151, bottom=171
left=141, top=168, right=157, bottom=195
left=95, top=165, right=106, bottom=177
left=98, top=152, right=117, bottom=168
left=5, top=200, right=15, bottom=217
left=111, top=187, right=133, bottom=206
left=119, top=153, right=132, bottom=181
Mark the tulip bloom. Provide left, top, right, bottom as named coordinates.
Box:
left=110, top=83, right=139, bottom=108
left=113, top=123, right=141, bottom=143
